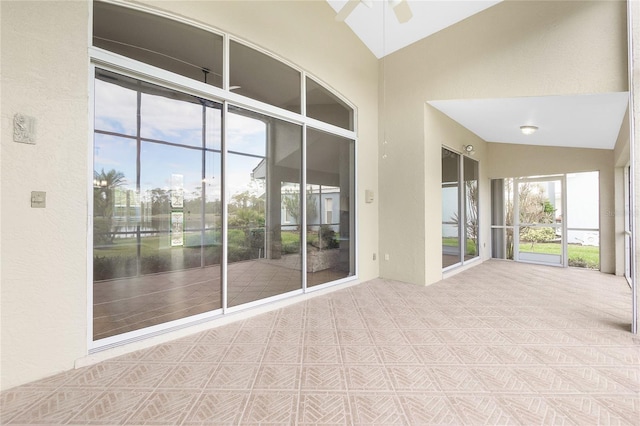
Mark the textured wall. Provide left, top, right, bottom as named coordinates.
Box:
left=379, top=0, right=628, bottom=285
left=1, top=0, right=90, bottom=390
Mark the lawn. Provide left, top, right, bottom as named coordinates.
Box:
left=443, top=237, right=599, bottom=269
left=519, top=242, right=599, bottom=269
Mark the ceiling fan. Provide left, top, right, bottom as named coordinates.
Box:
left=335, top=0, right=413, bottom=24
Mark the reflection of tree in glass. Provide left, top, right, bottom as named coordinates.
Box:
left=228, top=190, right=265, bottom=228
left=451, top=180, right=478, bottom=256
left=282, top=189, right=318, bottom=231
left=94, top=168, right=126, bottom=245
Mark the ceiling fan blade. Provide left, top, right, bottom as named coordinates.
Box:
left=335, top=0, right=360, bottom=22
left=392, top=0, right=412, bottom=23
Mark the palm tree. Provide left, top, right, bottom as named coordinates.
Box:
left=94, top=168, right=126, bottom=244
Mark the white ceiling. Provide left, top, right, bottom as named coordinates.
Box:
left=428, top=93, right=629, bottom=150
left=326, top=1, right=629, bottom=151
left=326, top=0, right=502, bottom=58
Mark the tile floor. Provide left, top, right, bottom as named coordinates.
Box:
left=2, top=260, right=639, bottom=425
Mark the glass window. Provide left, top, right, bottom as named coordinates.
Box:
left=306, top=77, right=354, bottom=130
left=306, top=129, right=355, bottom=287
left=464, top=156, right=479, bottom=260
left=442, top=148, right=461, bottom=268
left=226, top=106, right=303, bottom=306
left=93, top=2, right=223, bottom=87
left=229, top=41, right=301, bottom=113
left=93, top=69, right=222, bottom=340
left=91, top=6, right=359, bottom=343
left=566, top=171, right=600, bottom=269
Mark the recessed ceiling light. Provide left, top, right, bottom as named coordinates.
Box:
left=520, top=125, right=538, bottom=135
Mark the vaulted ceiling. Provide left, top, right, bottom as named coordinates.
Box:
left=327, top=0, right=628, bottom=150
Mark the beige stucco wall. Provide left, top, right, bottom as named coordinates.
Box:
left=379, top=0, right=628, bottom=285
left=1, top=0, right=90, bottom=391
left=0, top=0, right=379, bottom=390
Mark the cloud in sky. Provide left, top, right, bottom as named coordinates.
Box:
left=93, top=71, right=283, bottom=205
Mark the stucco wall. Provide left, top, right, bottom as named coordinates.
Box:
left=0, top=0, right=379, bottom=390
left=1, top=0, right=90, bottom=391
left=379, top=0, right=628, bottom=285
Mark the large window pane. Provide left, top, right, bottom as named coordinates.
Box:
left=226, top=106, right=303, bottom=306
left=229, top=41, right=301, bottom=113
left=306, top=77, right=354, bottom=131
left=93, top=69, right=222, bottom=340
left=566, top=171, right=600, bottom=269
left=464, top=156, right=479, bottom=260
left=442, top=148, right=461, bottom=268
left=306, top=129, right=355, bottom=287
left=93, top=2, right=223, bottom=87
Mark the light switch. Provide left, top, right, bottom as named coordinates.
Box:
left=365, top=189, right=374, bottom=203
left=31, top=191, right=46, bottom=208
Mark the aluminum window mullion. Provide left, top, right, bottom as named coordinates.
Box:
left=458, top=154, right=464, bottom=265
left=221, top=101, right=229, bottom=313
left=301, top=125, right=308, bottom=292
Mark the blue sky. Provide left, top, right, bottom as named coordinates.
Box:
left=94, top=77, right=267, bottom=202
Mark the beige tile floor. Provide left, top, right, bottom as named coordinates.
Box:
left=3, top=260, right=639, bottom=425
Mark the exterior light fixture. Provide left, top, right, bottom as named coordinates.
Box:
left=520, top=125, right=538, bottom=135
left=463, top=144, right=475, bottom=155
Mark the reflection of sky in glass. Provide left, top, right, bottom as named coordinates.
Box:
left=141, top=143, right=205, bottom=201
left=142, top=93, right=205, bottom=148
left=94, top=71, right=285, bottom=206
left=227, top=154, right=265, bottom=198
left=94, top=78, right=137, bottom=136
left=227, top=112, right=265, bottom=156
left=94, top=134, right=136, bottom=190
left=204, top=152, right=222, bottom=202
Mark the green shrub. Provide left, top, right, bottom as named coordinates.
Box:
left=520, top=227, right=556, bottom=244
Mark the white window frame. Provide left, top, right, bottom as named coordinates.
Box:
left=88, top=2, right=359, bottom=351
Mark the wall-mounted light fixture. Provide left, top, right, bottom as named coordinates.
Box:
left=462, top=144, right=475, bottom=155
left=520, top=125, right=538, bottom=135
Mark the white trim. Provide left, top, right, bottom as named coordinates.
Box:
left=301, top=124, right=308, bottom=291
left=222, top=101, right=229, bottom=313
left=627, top=0, right=638, bottom=334
left=91, top=308, right=224, bottom=351
left=91, top=48, right=357, bottom=142
left=87, top=64, right=97, bottom=350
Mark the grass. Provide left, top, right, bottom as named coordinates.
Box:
left=442, top=237, right=477, bottom=255
left=519, top=242, right=599, bottom=269
left=444, top=237, right=599, bottom=269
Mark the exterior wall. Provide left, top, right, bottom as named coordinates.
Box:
left=1, top=0, right=90, bottom=391
left=0, top=0, right=379, bottom=390
left=379, top=0, right=628, bottom=285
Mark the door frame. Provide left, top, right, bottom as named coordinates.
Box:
left=513, top=175, right=567, bottom=267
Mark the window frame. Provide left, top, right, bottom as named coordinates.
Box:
left=441, top=146, right=480, bottom=272
left=89, top=1, right=359, bottom=351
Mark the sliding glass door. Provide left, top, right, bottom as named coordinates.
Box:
left=441, top=147, right=479, bottom=269
left=93, top=69, right=223, bottom=340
